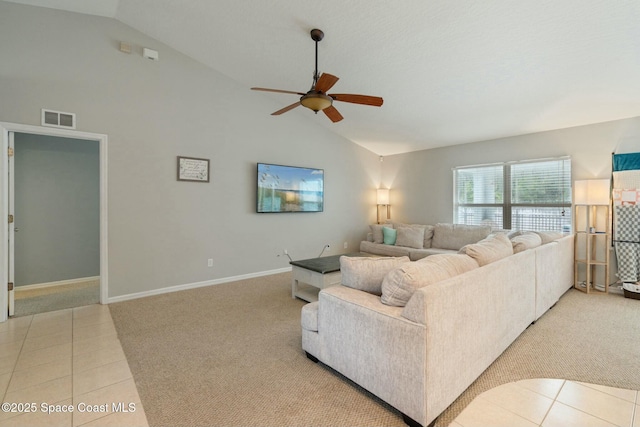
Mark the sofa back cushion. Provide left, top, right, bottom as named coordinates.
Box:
left=381, top=254, right=479, bottom=306
left=510, top=232, right=543, bottom=253
left=341, top=256, right=410, bottom=296
left=459, top=233, right=513, bottom=266
left=432, top=223, right=492, bottom=250
left=534, top=231, right=564, bottom=245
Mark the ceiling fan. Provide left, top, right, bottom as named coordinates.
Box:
left=251, top=29, right=383, bottom=123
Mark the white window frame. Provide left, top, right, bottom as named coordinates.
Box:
left=453, top=156, right=572, bottom=232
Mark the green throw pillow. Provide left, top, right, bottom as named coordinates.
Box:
left=382, top=226, right=397, bottom=245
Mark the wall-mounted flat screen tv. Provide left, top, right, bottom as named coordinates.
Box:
left=257, top=163, right=324, bottom=213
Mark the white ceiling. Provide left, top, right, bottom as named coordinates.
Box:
left=5, top=0, right=640, bottom=155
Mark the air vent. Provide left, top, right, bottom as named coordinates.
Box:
left=41, top=109, right=76, bottom=129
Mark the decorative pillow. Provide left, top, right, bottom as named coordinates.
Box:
left=534, top=231, right=564, bottom=245
left=381, top=254, right=479, bottom=307
left=458, top=233, right=513, bottom=266
left=395, top=226, right=425, bottom=249
left=382, top=227, right=397, bottom=245
left=510, top=232, right=542, bottom=253
left=340, top=256, right=410, bottom=295
left=370, top=224, right=388, bottom=244
left=394, top=223, right=434, bottom=248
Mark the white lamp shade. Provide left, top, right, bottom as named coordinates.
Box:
left=574, top=179, right=610, bottom=205
left=377, top=188, right=390, bottom=205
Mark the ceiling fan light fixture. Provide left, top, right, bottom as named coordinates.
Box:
left=300, top=93, right=332, bottom=112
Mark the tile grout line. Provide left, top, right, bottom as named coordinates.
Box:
left=578, top=381, right=639, bottom=404
left=536, top=379, right=565, bottom=427
left=550, top=381, right=636, bottom=427
left=471, top=394, right=542, bottom=426
left=1, top=315, right=33, bottom=404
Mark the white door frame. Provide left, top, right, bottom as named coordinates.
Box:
left=0, top=122, right=108, bottom=322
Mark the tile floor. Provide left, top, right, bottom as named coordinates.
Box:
left=0, top=304, right=148, bottom=427
left=450, top=378, right=640, bottom=427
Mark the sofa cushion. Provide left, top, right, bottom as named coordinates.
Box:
left=383, top=226, right=397, bottom=245
left=408, top=247, right=458, bottom=261
left=381, top=254, right=479, bottom=307
left=370, top=224, right=387, bottom=244
left=459, top=233, right=513, bottom=266
left=510, top=232, right=543, bottom=253
left=431, top=223, right=492, bottom=250
left=534, top=231, right=564, bottom=245
left=341, top=256, right=410, bottom=295
left=395, top=226, right=425, bottom=249
left=360, top=241, right=412, bottom=257
left=301, top=301, right=318, bottom=332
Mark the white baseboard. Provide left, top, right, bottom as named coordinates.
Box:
left=16, top=276, right=100, bottom=292
left=107, top=267, right=292, bottom=304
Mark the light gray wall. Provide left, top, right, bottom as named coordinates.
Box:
left=382, top=117, right=640, bottom=224
left=0, top=3, right=380, bottom=298
left=14, top=133, right=100, bottom=286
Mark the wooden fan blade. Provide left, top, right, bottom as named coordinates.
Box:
left=271, top=102, right=301, bottom=115
left=315, top=73, right=339, bottom=93
left=323, top=105, right=343, bottom=123
left=330, top=94, right=383, bottom=107
left=252, top=87, right=305, bottom=96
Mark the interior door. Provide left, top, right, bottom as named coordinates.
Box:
left=7, top=132, right=14, bottom=316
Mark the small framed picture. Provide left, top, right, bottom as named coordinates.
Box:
left=177, top=156, right=210, bottom=182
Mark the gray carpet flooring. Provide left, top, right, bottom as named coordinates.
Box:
left=109, top=272, right=640, bottom=427
left=14, top=281, right=100, bottom=317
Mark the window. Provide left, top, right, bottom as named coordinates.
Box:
left=454, top=157, right=571, bottom=232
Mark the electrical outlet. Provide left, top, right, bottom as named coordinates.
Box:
left=344, top=241, right=348, bottom=249
left=207, top=259, right=213, bottom=267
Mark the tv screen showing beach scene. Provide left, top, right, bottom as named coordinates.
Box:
left=257, top=163, right=324, bottom=213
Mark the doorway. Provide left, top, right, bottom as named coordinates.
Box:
left=1, top=123, right=108, bottom=322
left=12, top=133, right=100, bottom=316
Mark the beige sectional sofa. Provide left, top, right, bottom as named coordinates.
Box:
left=360, top=223, right=495, bottom=260
left=301, top=231, right=573, bottom=427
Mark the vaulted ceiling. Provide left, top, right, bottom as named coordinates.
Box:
left=5, top=0, right=640, bottom=155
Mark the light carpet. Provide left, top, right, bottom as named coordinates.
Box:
left=109, top=272, right=640, bottom=427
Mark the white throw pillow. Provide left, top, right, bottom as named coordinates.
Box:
left=340, top=256, right=410, bottom=296
left=381, top=254, right=479, bottom=307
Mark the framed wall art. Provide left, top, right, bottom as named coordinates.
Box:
left=177, top=156, right=209, bottom=182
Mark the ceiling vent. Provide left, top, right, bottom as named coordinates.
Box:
left=41, top=109, right=76, bottom=129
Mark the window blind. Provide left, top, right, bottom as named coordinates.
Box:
left=454, top=157, right=571, bottom=232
